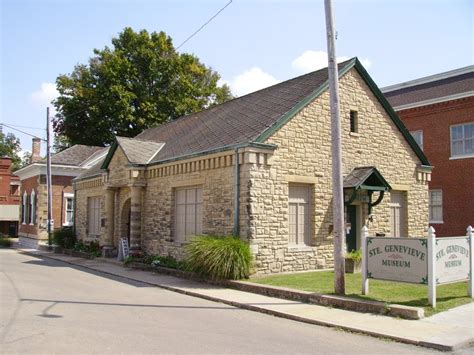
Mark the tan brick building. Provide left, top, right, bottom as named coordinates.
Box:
left=15, top=140, right=107, bottom=248
left=74, top=59, right=432, bottom=274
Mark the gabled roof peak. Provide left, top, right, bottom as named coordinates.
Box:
left=102, top=136, right=165, bottom=169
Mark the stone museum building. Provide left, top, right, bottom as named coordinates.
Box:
left=74, top=58, right=432, bottom=274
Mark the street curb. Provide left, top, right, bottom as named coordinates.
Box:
left=18, top=249, right=469, bottom=352
left=128, top=262, right=424, bottom=320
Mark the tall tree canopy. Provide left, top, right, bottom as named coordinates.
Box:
left=53, top=27, right=232, bottom=148
left=0, top=128, right=22, bottom=171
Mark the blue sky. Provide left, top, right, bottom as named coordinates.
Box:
left=1, top=0, right=473, bottom=153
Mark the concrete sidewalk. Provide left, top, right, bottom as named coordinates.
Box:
left=18, top=248, right=474, bottom=352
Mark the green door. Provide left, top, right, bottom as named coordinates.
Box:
left=346, top=205, right=357, bottom=252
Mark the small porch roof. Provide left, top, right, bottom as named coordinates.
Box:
left=343, top=166, right=392, bottom=192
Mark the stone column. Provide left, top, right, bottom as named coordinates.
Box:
left=129, top=185, right=143, bottom=251
left=102, top=187, right=116, bottom=257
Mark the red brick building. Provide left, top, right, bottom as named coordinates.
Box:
left=0, top=157, right=20, bottom=236
left=382, top=66, right=473, bottom=236
left=15, top=139, right=107, bottom=248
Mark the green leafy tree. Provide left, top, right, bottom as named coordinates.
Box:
left=0, top=128, right=22, bottom=170
left=53, top=27, right=232, bottom=147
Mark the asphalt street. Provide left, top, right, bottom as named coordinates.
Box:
left=0, top=249, right=447, bottom=354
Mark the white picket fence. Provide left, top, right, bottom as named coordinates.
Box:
left=361, top=225, right=473, bottom=308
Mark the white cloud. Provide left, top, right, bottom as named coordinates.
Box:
left=291, top=50, right=372, bottom=74
left=223, top=67, right=280, bottom=96
left=31, top=82, right=59, bottom=110
left=359, top=58, right=372, bottom=69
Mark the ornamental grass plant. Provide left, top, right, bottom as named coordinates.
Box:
left=185, top=235, right=252, bottom=280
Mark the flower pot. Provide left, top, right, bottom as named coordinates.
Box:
left=345, top=258, right=362, bottom=273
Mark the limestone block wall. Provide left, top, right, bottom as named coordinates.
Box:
left=107, top=147, right=130, bottom=186
left=74, top=178, right=105, bottom=243
left=142, top=151, right=238, bottom=259
left=249, top=67, right=429, bottom=274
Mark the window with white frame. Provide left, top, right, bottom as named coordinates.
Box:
left=451, top=122, right=474, bottom=158
left=64, top=193, right=74, bottom=226
left=288, top=185, right=311, bottom=246
left=87, top=196, right=101, bottom=236
left=429, top=190, right=443, bottom=223
left=30, top=190, right=36, bottom=225
left=175, top=187, right=203, bottom=242
left=21, top=191, right=27, bottom=224
left=410, top=130, right=423, bottom=150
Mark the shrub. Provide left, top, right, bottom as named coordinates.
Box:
left=345, top=249, right=362, bottom=262
left=123, top=255, right=135, bottom=266
left=0, top=238, right=12, bottom=248
left=185, top=236, right=252, bottom=280
left=53, top=227, right=76, bottom=249
left=151, top=255, right=184, bottom=269
left=73, top=240, right=101, bottom=257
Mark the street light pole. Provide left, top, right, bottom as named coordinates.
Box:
left=46, top=107, right=53, bottom=247
left=324, top=0, right=345, bottom=294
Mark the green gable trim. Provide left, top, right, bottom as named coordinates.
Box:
left=254, top=57, right=431, bottom=167
left=148, top=141, right=277, bottom=167
left=352, top=58, right=431, bottom=166
left=359, top=185, right=389, bottom=192
left=100, top=140, right=118, bottom=170
left=254, top=58, right=357, bottom=143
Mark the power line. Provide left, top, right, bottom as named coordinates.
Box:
left=176, top=0, right=233, bottom=50
left=0, top=122, right=45, bottom=130
left=0, top=123, right=45, bottom=141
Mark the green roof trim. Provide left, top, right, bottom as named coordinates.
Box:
left=254, top=57, right=431, bottom=167
left=100, top=140, right=118, bottom=170
left=148, top=141, right=277, bottom=167
left=352, top=58, right=431, bottom=166
left=101, top=139, right=276, bottom=170
left=254, top=58, right=357, bottom=143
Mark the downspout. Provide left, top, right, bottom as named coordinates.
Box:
left=233, top=148, right=240, bottom=237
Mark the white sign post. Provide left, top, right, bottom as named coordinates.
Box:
left=469, top=226, right=474, bottom=298
left=428, top=226, right=436, bottom=308
left=361, top=225, right=369, bottom=295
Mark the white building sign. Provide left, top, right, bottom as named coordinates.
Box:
left=366, top=237, right=428, bottom=284
left=436, top=237, right=470, bottom=284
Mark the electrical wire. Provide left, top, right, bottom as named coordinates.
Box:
left=0, top=123, right=45, bottom=141
left=3, top=0, right=233, bottom=141
left=0, top=122, right=45, bottom=130
left=176, top=0, right=233, bottom=50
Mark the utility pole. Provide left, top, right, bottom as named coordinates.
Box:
left=324, top=0, right=345, bottom=294
left=46, top=107, right=53, bottom=247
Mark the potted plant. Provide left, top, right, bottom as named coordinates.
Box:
left=345, top=249, right=362, bottom=273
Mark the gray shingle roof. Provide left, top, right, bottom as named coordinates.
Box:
left=40, top=145, right=104, bottom=166
left=135, top=60, right=353, bottom=163
left=343, top=167, right=391, bottom=190
left=382, top=69, right=474, bottom=108
left=116, top=136, right=165, bottom=165
left=90, top=57, right=429, bottom=181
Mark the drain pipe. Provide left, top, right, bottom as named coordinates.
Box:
left=233, top=148, right=240, bottom=237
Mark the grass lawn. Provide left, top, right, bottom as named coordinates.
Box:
left=249, top=271, right=472, bottom=316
